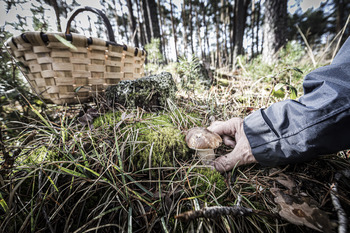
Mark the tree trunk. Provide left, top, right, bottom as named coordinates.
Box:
left=203, top=2, right=210, bottom=62
left=215, top=12, right=220, bottom=67
left=233, top=0, right=250, bottom=65
left=256, top=0, right=261, bottom=55
left=229, top=1, right=235, bottom=65
left=127, top=0, right=139, bottom=47
left=144, top=0, right=154, bottom=39
left=170, top=0, right=178, bottom=60
left=157, top=0, right=167, bottom=62
left=138, top=0, right=149, bottom=44
left=189, top=0, right=194, bottom=55
left=182, top=1, right=188, bottom=58
left=220, top=0, right=228, bottom=65
left=262, top=0, right=287, bottom=64
left=148, top=0, right=161, bottom=41
left=335, top=0, right=345, bottom=33
left=49, top=0, right=61, bottom=31
left=251, top=0, right=255, bottom=58
left=122, top=2, right=130, bottom=39
left=195, top=5, right=203, bottom=59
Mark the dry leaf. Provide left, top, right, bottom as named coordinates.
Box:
left=270, top=188, right=332, bottom=232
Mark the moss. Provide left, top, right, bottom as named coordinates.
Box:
left=136, top=126, right=189, bottom=169
left=105, top=72, right=177, bottom=110
left=190, top=168, right=226, bottom=197
left=23, top=146, right=58, bottom=164
left=93, top=109, right=197, bottom=171
left=93, top=108, right=201, bottom=129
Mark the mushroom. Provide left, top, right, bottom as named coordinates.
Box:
left=185, top=127, right=222, bottom=164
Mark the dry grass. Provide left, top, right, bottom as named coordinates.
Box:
left=1, top=39, right=350, bottom=232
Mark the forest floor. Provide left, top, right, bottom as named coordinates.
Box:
left=1, top=44, right=350, bottom=232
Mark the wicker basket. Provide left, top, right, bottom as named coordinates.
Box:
left=5, top=6, right=146, bottom=105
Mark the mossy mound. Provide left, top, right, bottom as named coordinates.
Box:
left=105, top=72, right=177, bottom=110
left=135, top=127, right=189, bottom=169
left=93, top=109, right=200, bottom=171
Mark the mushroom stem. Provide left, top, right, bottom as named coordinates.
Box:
left=197, top=149, right=216, bottom=165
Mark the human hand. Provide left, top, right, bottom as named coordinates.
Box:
left=208, top=118, right=257, bottom=172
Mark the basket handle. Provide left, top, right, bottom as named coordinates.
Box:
left=65, top=6, right=116, bottom=43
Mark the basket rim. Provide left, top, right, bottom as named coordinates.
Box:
left=9, top=32, right=147, bottom=57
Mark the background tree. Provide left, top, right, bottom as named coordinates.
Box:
left=2, top=0, right=350, bottom=68
left=262, top=0, right=288, bottom=64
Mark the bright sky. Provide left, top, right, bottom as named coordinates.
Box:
left=0, top=0, right=328, bottom=60
left=1, top=0, right=328, bottom=32
left=288, top=0, right=328, bottom=14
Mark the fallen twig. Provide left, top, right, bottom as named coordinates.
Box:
left=331, top=181, right=348, bottom=233
left=175, top=205, right=276, bottom=221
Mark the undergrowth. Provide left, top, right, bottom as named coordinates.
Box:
left=1, top=38, right=349, bottom=233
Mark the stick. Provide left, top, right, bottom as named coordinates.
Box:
left=330, top=182, right=348, bottom=233
left=175, top=206, right=276, bottom=222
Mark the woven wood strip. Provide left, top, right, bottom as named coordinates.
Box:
left=6, top=31, right=146, bottom=104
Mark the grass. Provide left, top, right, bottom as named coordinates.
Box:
left=1, top=40, right=350, bottom=232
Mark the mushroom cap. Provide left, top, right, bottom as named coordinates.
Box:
left=185, top=127, right=222, bottom=149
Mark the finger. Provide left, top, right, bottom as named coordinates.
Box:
left=208, top=120, right=236, bottom=136
left=222, top=135, right=236, bottom=147
left=207, top=121, right=224, bottom=133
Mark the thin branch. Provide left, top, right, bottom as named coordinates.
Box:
left=175, top=205, right=276, bottom=222
left=331, top=182, right=348, bottom=233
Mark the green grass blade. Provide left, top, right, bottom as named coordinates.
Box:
left=75, top=163, right=109, bottom=182
left=58, top=166, right=87, bottom=178
left=46, top=175, right=59, bottom=192
left=0, top=192, right=8, bottom=213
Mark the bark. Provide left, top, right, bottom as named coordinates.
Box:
left=170, top=0, right=178, bottom=60
left=143, top=0, right=162, bottom=55
left=144, top=0, right=154, bottom=38
left=147, top=0, right=161, bottom=41
left=116, top=0, right=130, bottom=40
left=135, top=0, right=146, bottom=45
left=213, top=1, right=220, bottom=67
left=203, top=2, right=210, bottom=62
left=215, top=13, right=220, bottom=67
left=189, top=0, right=194, bottom=54
left=262, top=0, right=287, bottom=64
left=126, top=0, right=139, bottom=47
left=335, top=0, right=345, bottom=33
left=195, top=6, right=203, bottom=59
left=233, top=0, right=250, bottom=65
left=182, top=1, right=188, bottom=57
left=229, top=1, right=235, bottom=65
left=256, top=0, right=261, bottom=54
left=139, top=0, right=149, bottom=44
left=157, top=0, right=167, bottom=62
left=251, top=1, right=255, bottom=58
left=221, top=0, right=228, bottom=65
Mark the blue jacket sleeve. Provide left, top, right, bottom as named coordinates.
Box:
left=243, top=37, right=350, bottom=166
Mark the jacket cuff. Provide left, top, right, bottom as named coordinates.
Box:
left=243, top=109, right=280, bottom=166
